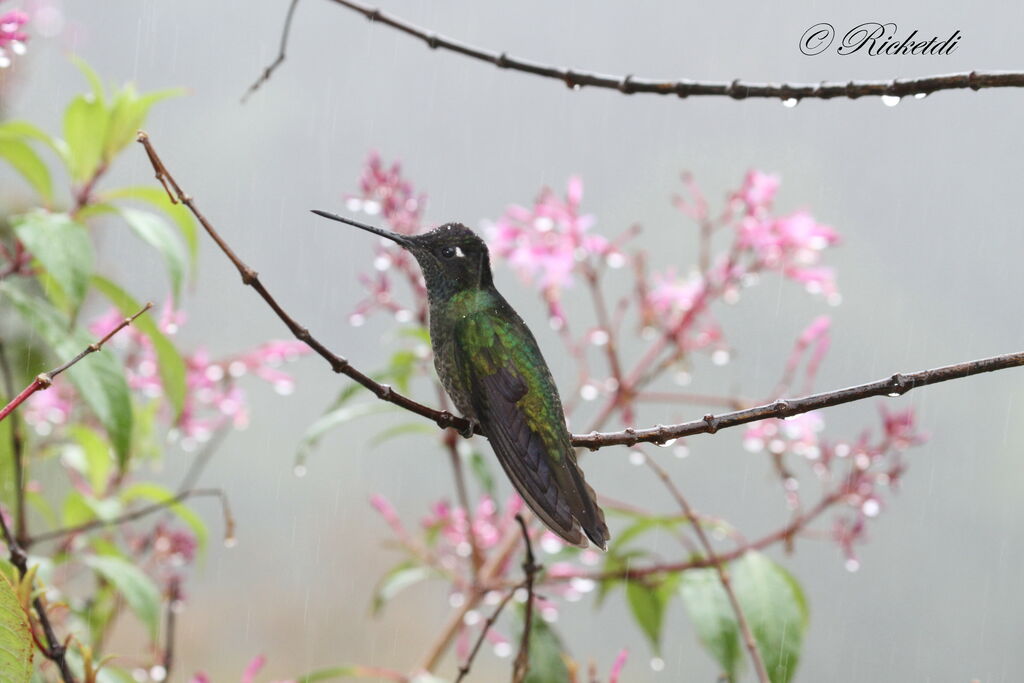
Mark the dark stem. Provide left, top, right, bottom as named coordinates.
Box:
left=241, top=0, right=301, bottom=102
left=511, top=515, right=538, bottom=683
left=250, top=0, right=1024, bottom=101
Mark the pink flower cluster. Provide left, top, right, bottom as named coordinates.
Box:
left=24, top=303, right=309, bottom=450
left=0, top=3, right=28, bottom=68
left=486, top=177, right=620, bottom=292
left=744, top=405, right=925, bottom=570
left=191, top=655, right=294, bottom=683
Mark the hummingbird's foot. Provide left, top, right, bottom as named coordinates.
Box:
left=459, top=418, right=480, bottom=440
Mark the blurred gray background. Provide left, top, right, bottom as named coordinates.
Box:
left=5, top=0, right=1024, bottom=680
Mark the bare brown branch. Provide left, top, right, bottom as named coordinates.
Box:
left=249, top=0, right=1024, bottom=102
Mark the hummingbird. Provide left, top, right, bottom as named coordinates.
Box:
left=312, top=210, right=610, bottom=550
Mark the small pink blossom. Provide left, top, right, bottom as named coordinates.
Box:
left=608, top=648, right=629, bottom=683
left=736, top=170, right=780, bottom=213
left=23, top=378, right=74, bottom=434
left=0, top=7, right=29, bottom=67
left=353, top=152, right=425, bottom=235
left=486, top=176, right=615, bottom=292
left=646, top=269, right=705, bottom=315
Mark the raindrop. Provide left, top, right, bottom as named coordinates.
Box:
left=914, top=92, right=928, bottom=99
left=228, top=361, right=247, bottom=377
left=394, top=309, right=412, bottom=323
left=604, top=377, right=619, bottom=392
left=845, top=558, right=861, bottom=572
left=493, top=642, right=512, bottom=658
left=579, top=384, right=599, bottom=401
left=463, top=609, right=481, bottom=626
left=274, top=381, right=294, bottom=396
left=484, top=591, right=502, bottom=605
left=349, top=313, right=366, bottom=327
left=881, top=95, right=901, bottom=107
left=768, top=439, right=786, bottom=454
left=606, top=252, right=626, bottom=269
left=362, top=200, right=382, bottom=215
left=345, top=198, right=362, bottom=212
left=456, top=541, right=472, bottom=557
left=673, top=444, right=690, bottom=459
left=449, top=592, right=466, bottom=608
left=541, top=535, right=563, bottom=554
left=711, top=349, right=730, bottom=366
left=10, top=41, right=26, bottom=56
left=628, top=450, right=646, bottom=466
left=513, top=587, right=528, bottom=603
left=224, top=536, right=238, bottom=548
left=657, top=438, right=677, bottom=448
left=570, top=577, right=596, bottom=593
left=862, top=499, right=881, bottom=517
left=549, top=316, right=565, bottom=331
left=743, top=437, right=764, bottom=453
left=650, top=657, right=666, bottom=671
left=374, top=255, right=391, bottom=271
left=590, top=329, right=610, bottom=346
left=293, top=464, right=308, bottom=478
left=834, top=443, right=851, bottom=458
left=541, top=606, right=559, bottom=622
left=886, top=391, right=901, bottom=397
left=781, top=98, right=799, bottom=108
left=150, top=666, right=167, bottom=682
left=0, top=55, right=11, bottom=70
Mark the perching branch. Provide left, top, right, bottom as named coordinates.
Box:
left=245, top=0, right=1024, bottom=102
left=241, top=0, right=300, bottom=102
left=0, top=302, right=153, bottom=424
left=572, top=351, right=1024, bottom=448
left=135, top=132, right=1024, bottom=458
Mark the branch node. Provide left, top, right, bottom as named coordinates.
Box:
left=728, top=78, right=746, bottom=100
left=35, top=373, right=52, bottom=389
left=968, top=70, right=980, bottom=90
left=773, top=399, right=791, bottom=416
left=367, top=7, right=381, bottom=22
left=496, top=52, right=509, bottom=68
left=240, top=268, right=259, bottom=286
left=618, top=74, right=635, bottom=94
left=426, top=33, right=439, bottom=49
left=702, top=413, right=719, bottom=433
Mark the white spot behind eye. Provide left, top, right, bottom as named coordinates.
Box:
left=455, top=246, right=465, bottom=258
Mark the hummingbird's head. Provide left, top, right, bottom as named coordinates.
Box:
left=311, top=211, right=494, bottom=300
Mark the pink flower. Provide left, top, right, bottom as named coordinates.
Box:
left=352, top=152, right=425, bottom=235
left=0, top=8, right=29, bottom=67
left=736, top=170, right=780, bottom=213
left=646, top=269, right=705, bottom=315
left=486, top=177, right=615, bottom=292
left=23, top=378, right=74, bottom=435
left=608, top=648, right=629, bottom=683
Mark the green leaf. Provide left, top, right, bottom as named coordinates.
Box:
left=1, top=284, right=134, bottom=464
left=62, top=490, right=97, bottom=528
left=85, top=555, right=161, bottom=642
left=102, top=186, right=198, bottom=263
left=67, top=425, right=113, bottom=496
left=626, top=579, right=671, bottom=654
left=296, top=667, right=362, bottom=682
left=468, top=452, right=495, bottom=499
left=92, top=276, right=187, bottom=417
left=113, top=208, right=187, bottom=300
left=0, top=120, right=70, bottom=165
left=680, top=552, right=808, bottom=683
left=119, top=482, right=209, bottom=552
left=369, top=422, right=435, bottom=448
left=296, top=402, right=393, bottom=466
left=0, top=573, right=33, bottom=683
left=70, top=55, right=107, bottom=106
left=732, top=552, right=808, bottom=683
left=371, top=562, right=432, bottom=615
left=680, top=567, right=743, bottom=680
left=12, top=211, right=94, bottom=312
left=105, top=86, right=183, bottom=158
left=0, top=136, right=53, bottom=201
left=63, top=93, right=108, bottom=182
left=522, top=613, right=570, bottom=683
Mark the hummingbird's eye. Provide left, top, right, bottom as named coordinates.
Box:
left=439, top=246, right=461, bottom=259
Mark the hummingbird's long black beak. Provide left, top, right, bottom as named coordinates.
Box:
left=310, top=209, right=413, bottom=248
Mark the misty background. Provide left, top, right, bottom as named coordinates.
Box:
left=4, top=1, right=1023, bottom=680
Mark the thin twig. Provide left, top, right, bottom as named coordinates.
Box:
left=136, top=131, right=479, bottom=437
left=0, top=501, right=77, bottom=682
left=512, top=515, right=538, bottom=683
left=454, top=587, right=519, bottom=683
left=162, top=577, right=181, bottom=679
left=26, top=488, right=234, bottom=547
left=0, top=303, right=153, bottom=423
left=241, top=0, right=301, bottom=102
left=644, top=454, right=769, bottom=683
left=248, top=0, right=1024, bottom=101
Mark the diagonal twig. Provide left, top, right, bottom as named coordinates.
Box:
left=248, top=0, right=1024, bottom=102
left=0, top=302, right=153, bottom=424
left=241, top=0, right=301, bottom=102
left=511, top=515, right=538, bottom=683
left=645, top=453, right=769, bottom=683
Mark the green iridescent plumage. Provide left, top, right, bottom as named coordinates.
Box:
left=312, top=211, right=610, bottom=549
